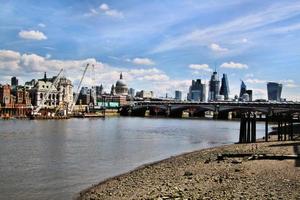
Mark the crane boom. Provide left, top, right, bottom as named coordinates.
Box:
left=69, top=63, right=90, bottom=114
left=33, top=69, right=64, bottom=115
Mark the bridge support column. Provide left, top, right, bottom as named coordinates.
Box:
left=213, top=112, right=218, bottom=119
left=290, top=117, right=294, bottom=140
left=265, top=115, right=269, bottom=142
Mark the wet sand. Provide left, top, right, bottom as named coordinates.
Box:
left=78, top=136, right=300, bottom=200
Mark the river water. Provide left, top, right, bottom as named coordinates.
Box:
left=0, top=117, right=265, bottom=200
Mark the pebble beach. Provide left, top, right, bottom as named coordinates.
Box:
left=78, top=136, right=300, bottom=200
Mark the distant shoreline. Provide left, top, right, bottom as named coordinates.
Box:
left=76, top=135, right=300, bottom=199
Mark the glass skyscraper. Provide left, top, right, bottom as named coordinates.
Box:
left=267, top=82, right=282, bottom=101
left=187, top=79, right=206, bottom=102
left=208, top=71, right=220, bottom=101
left=175, top=90, right=182, bottom=101
left=220, top=73, right=230, bottom=100
left=239, top=81, right=247, bottom=98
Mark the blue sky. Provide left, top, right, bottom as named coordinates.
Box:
left=1, top=0, right=300, bottom=100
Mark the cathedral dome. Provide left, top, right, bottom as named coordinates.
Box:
left=116, top=79, right=127, bottom=87
left=115, top=73, right=128, bottom=96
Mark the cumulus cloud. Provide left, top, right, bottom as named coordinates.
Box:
left=209, top=43, right=228, bottom=52
left=19, top=30, right=47, bottom=40
left=99, top=3, right=109, bottom=11
left=138, top=74, right=169, bottom=81
left=189, top=64, right=212, bottom=72
left=0, top=50, right=173, bottom=96
left=85, top=3, right=123, bottom=18
left=220, top=61, right=248, bottom=69
left=131, top=57, right=155, bottom=66
left=0, top=50, right=21, bottom=71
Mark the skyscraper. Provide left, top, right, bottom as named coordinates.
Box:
left=175, top=90, right=182, bottom=101
left=208, top=71, right=220, bottom=101
left=11, top=77, right=18, bottom=87
left=187, top=79, right=206, bottom=101
left=128, top=88, right=135, bottom=97
left=267, top=82, right=282, bottom=101
left=219, top=73, right=230, bottom=100
left=239, top=81, right=247, bottom=98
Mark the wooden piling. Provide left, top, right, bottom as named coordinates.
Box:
left=265, top=115, right=269, bottom=142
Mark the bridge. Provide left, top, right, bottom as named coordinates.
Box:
left=120, top=101, right=300, bottom=143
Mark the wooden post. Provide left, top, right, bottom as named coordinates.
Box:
left=265, top=115, right=269, bottom=142
left=239, top=115, right=243, bottom=143
left=251, top=114, right=256, bottom=143
left=247, top=112, right=251, bottom=143
left=277, top=115, right=281, bottom=141
left=284, top=121, right=287, bottom=141
left=291, top=119, right=294, bottom=140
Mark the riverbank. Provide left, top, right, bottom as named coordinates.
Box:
left=78, top=135, right=300, bottom=200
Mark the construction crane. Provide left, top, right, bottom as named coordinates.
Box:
left=32, top=68, right=64, bottom=116
left=68, top=63, right=92, bottom=114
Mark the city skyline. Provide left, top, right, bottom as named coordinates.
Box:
left=1, top=1, right=300, bottom=100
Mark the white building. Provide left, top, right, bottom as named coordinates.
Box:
left=31, top=73, right=73, bottom=109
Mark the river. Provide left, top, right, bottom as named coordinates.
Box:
left=0, top=117, right=265, bottom=200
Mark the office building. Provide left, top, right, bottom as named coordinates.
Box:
left=187, top=79, right=206, bottom=101
left=175, top=90, right=182, bottom=101
left=208, top=71, right=220, bottom=101
left=267, top=82, right=282, bottom=101
left=11, top=77, right=18, bottom=87
left=239, top=81, right=247, bottom=98
left=128, top=88, right=135, bottom=97
left=219, top=73, right=230, bottom=100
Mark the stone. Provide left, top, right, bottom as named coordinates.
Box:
left=184, top=171, right=193, bottom=176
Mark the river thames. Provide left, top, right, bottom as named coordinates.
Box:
left=0, top=117, right=265, bottom=200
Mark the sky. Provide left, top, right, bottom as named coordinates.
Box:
left=1, top=0, right=300, bottom=100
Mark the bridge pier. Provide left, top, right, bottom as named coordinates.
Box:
left=131, top=108, right=147, bottom=117
left=149, top=107, right=167, bottom=117
left=217, top=111, right=231, bottom=120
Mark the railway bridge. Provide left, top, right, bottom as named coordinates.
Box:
left=120, top=101, right=300, bottom=143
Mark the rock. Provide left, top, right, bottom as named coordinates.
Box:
left=231, top=159, right=242, bottom=164
left=217, top=154, right=224, bottom=161
left=184, top=171, right=193, bottom=176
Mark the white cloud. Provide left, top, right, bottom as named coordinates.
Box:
left=220, top=61, right=248, bottom=69
left=0, top=50, right=173, bottom=96
left=0, top=50, right=21, bottom=71
left=104, top=9, right=123, bottom=18
left=132, top=57, right=155, bottom=65
left=189, top=64, right=212, bottom=72
left=99, top=4, right=109, bottom=11
left=85, top=3, right=123, bottom=18
left=280, top=80, right=298, bottom=88
left=138, top=74, right=169, bottom=81
left=209, top=43, right=228, bottom=52
left=19, top=30, right=47, bottom=40
left=245, top=78, right=267, bottom=84
left=152, top=2, right=300, bottom=53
